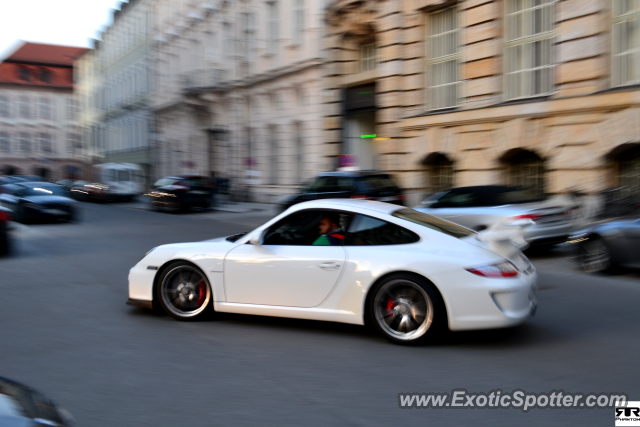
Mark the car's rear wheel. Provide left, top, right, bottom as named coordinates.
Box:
left=579, top=236, right=613, bottom=274
left=368, top=274, right=445, bottom=345
left=157, top=262, right=212, bottom=321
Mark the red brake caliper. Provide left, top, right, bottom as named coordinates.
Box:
left=196, top=280, right=206, bottom=306
left=386, top=297, right=395, bottom=315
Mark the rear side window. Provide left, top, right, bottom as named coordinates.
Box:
left=118, top=170, right=131, bottom=182
left=392, top=209, right=475, bottom=238
left=154, top=178, right=178, bottom=187
left=431, top=190, right=479, bottom=208
left=359, top=175, right=398, bottom=190
left=345, top=214, right=419, bottom=246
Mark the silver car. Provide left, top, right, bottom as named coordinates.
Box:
left=415, top=186, right=575, bottom=246
left=571, top=216, right=640, bottom=273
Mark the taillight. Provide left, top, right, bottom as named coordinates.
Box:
left=397, top=194, right=406, bottom=201
left=466, top=261, right=519, bottom=278
left=512, top=213, right=541, bottom=222
left=0, top=210, right=9, bottom=222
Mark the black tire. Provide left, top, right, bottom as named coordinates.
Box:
left=155, top=261, right=212, bottom=321
left=0, top=231, right=9, bottom=256
left=367, top=273, right=447, bottom=345
left=579, top=236, right=614, bottom=274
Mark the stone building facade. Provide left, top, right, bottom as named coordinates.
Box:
left=90, top=0, right=155, bottom=182
left=151, top=0, right=329, bottom=200
left=324, top=0, right=640, bottom=205
left=0, top=42, right=88, bottom=180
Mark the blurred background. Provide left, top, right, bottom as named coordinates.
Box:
left=1, top=0, right=640, bottom=426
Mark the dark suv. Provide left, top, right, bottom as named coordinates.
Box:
left=277, top=171, right=405, bottom=212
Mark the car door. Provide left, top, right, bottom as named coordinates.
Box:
left=224, top=210, right=348, bottom=307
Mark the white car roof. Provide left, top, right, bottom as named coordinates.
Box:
left=287, top=199, right=404, bottom=215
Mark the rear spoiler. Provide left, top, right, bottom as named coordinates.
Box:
left=476, top=219, right=534, bottom=250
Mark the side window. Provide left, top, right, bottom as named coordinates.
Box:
left=337, top=177, right=354, bottom=192
left=345, top=215, right=419, bottom=246
left=432, top=190, right=478, bottom=208
left=263, top=210, right=354, bottom=246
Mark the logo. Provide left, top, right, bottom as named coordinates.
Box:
left=616, top=402, right=640, bottom=426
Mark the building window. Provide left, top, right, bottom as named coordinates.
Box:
left=18, top=68, right=30, bottom=81
left=38, top=133, right=53, bottom=154
left=359, top=43, right=377, bottom=72
left=67, top=133, right=81, bottom=153
left=268, top=2, right=279, bottom=54
left=0, top=96, right=9, bottom=117
left=40, top=69, right=52, bottom=83
left=0, top=132, right=10, bottom=153
left=18, top=133, right=31, bottom=152
left=427, top=7, right=460, bottom=110
left=19, top=96, right=31, bottom=118
left=423, top=153, right=454, bottom=194
left=504, top=149, right=546, bottom=197
left=504, top=0, right=556, bottom=100
left=67, top=99, right=78, bottom=121
left=612, top=0, right=640, bottom=87
left=38, top=98, right=52, bottom=119
left=293, top=0, right=305, bottom=45
left=224, top=22, right=233, bottom=61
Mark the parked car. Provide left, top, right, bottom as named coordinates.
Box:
left=0, top=182, right=79, bottom=223
left=147, top=176, right=214, bottom=211
left=0, top=376, right=76, bottom=426
left=571, top=215, right=640, bottom=273
left=415, top=186, right=575, bottom=247
left=0, top=205, right=11, bottom=255
left=277, top=171, right=406, bottom=213
left=91, top=163, right=145, bottom=201
left=128, top=199, right=537, bottom=345
left=0, top=175, right=27, bottom=185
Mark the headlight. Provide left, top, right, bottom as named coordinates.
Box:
left=141, top=247, right=157, bottom=261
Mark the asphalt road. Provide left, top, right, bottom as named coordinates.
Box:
left=1, top=202, right=639, bottom=427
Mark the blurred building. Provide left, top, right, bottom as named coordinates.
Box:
left=152, top=0, right=328, bottom=201
left=324, top=0, right=640, bottom=204
left=0, top=42, right=88, bottom=180
left=85, top=0, right=155, bottom=182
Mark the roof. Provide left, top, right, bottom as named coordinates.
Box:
left=4, top=42, right=89, bottom=67
left=289, top=199, right=404, bottom=215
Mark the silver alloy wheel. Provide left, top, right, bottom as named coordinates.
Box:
left=373, top=279, right=434, bottom=341
left=160, top=265, right=211, bottom=318
left=580, top=238, right=611, bottom=273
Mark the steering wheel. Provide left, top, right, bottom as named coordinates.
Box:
left=280, top=231, right=295, bottom=243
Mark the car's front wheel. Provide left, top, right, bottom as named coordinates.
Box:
left=157, top=262, right=212, bottom=321
left=368, top=274, right=446, bottom=345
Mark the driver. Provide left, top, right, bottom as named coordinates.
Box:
left=312, top=213, right=345, bottom=246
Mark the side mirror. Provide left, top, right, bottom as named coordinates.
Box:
left=249, top=229, right=266, bottom=245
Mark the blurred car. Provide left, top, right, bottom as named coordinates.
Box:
left=147, top=176, right=214, bottom=211
left=0, top=376, right=76, bottom=426
left=0, top=176, right=28, bottom=185
left=0, top=182, right=79, bottom=223
left=68, top=181, right=111, bottom=202
left=415, top=186, right=575, bottom=246
left=276, top=171, right=406, bottom=212
left=571, top=216, right=640, bottom=273
left=128, top=199, right=537, bottom=345
left=14, top=175, right=44, bottom=182
left=0, top=205, right=10, bottom=256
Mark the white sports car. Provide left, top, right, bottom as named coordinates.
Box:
left=127, top=199, right=537, bottom=344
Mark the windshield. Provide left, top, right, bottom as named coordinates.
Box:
left=21, top=185, right=69, bottom=197
left=392, top=208, right=475, bottom=238
left=154, top=178, right=179, bottom=187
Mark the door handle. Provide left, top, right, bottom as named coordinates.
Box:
left=318, top=261, right=341, bottom=270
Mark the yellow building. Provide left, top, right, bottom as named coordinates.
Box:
left=324, top=0, right=640, bottom=204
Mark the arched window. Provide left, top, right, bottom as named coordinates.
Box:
left=502, top=149, right=545, bottom=196
left=422, top=152, right=454, bottom=194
